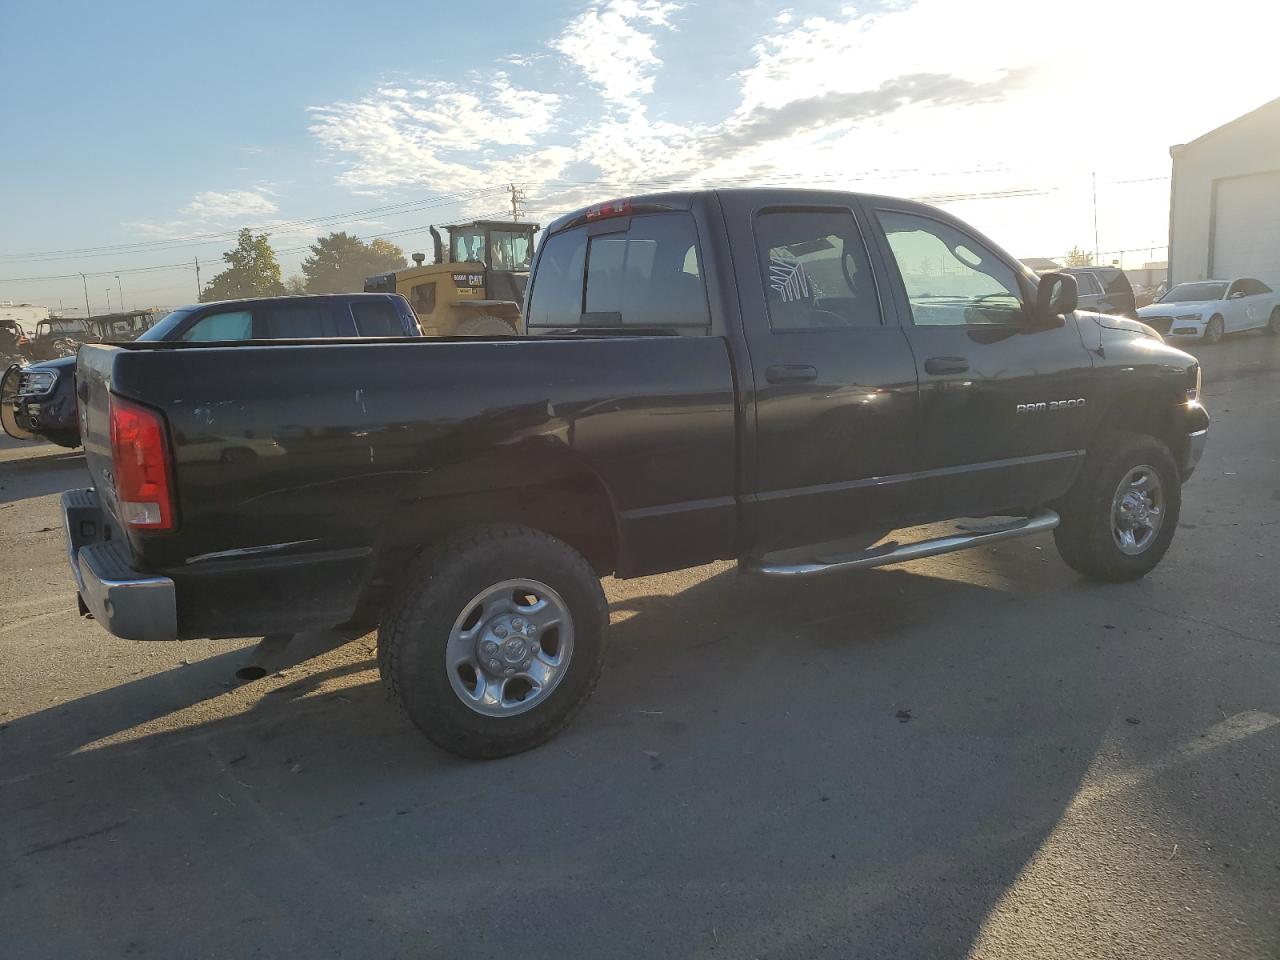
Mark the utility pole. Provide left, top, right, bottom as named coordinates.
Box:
left=194, top=256, right=202, bottom=300
left=116, top=275, right=124, bottom=312
left=508, top=182, right=527, bottom=221
left=105, top=289, right=112, bottom=313
left=1091, top=172, right=1100, bottom=267
left=79, top=272, right=92, bottom=319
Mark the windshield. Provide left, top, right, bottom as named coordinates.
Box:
left=451, top=229, right=485, bottom=264
left=39, top=318, right=86, bottom=335
left=489, top=230, right=534, bottom=271
left=1160, top=282, right=1226, bottom=303
left=137, top=308, right=196, bottom=341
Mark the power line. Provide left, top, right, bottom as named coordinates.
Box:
left=0, top=186, right=507, bottom=264
left=1, top=210, right=506, bottom=284
left=0, top=207, right=516, bottom=287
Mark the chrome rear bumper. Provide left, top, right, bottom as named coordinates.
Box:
left=63, top=489, right=177, bottom=641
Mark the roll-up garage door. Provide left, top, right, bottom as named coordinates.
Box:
left=1212, top=170, right=1280, bottom=287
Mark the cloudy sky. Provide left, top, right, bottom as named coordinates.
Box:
left=3, top=0, right=1277, bottom=311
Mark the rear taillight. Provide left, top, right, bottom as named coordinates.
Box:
left=109, top=395, right=176, bottom=530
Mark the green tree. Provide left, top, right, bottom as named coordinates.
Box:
left=200, top=229, right=285, bottom=301
left=1063, top=246, right=1095, bottom=267
left=300, top=232, right=408, bottom=294
left=283, top=274, right=307, bottom=295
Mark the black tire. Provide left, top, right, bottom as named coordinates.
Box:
left=1267, top=308, right=1280, bottom=335
left=1053, top=432, right=1181, bottom=583
left=379, top=525, right=608, bottom=759
left=455, top=315, right=518, bottom=337
left=1204, top=315, right=1224, bottom=344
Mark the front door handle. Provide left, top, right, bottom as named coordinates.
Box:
left=765, top=363, right=818, bottom=384
left=924, top=356, right=969, bottom=375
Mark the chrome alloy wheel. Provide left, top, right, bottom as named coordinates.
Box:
left=1111, top=465, right=1164, bottom=555
left=445, top=579, right=574, bottom=717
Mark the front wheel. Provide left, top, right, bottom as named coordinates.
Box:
left=455, top=315, right=518, bottom=337
left=1204, top=315, right=1224, bottom=343
left=379, top=525, right=608, bottom=759
left=1267, top=308, right=1280, bottom=335
left=1053, top=432, right=1181, bottom=582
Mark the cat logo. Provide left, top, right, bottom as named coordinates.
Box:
left=1016, top=398, right=1087, bottom=413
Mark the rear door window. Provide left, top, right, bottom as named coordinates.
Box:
left=180, top=310, right=253, bottom=341
left=1100, top=270, right=1131, bottom=296
left=528, top=213, right=709, bottom=329
left=1074, top=273, right=1101, bottom=296
left=754, top=210, right=882, bottom=331
left=351, top=299, right=402, bottom=336
left=259, top=302, right=350, bottom=338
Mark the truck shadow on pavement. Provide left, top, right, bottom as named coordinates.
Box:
left=0, top=544, right=1171, bottom=958
left=0, top=451, right=86, bottom=506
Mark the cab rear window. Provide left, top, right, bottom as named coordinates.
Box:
left=527, top=213, right=709, bottom=329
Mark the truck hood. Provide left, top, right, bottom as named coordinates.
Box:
left=1137, top=301, right=1209, bottom=318
left=1076, top=310, right=1164, bottom=342
left=26, top=354, right=78, bottom=374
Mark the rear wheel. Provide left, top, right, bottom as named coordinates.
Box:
left=455, top=315, right=517, bottom=337
left=1204, top=315, right=1224, bottom=343
left=1053, top=432, right=1181, bottom=582
left=379, top=525, right=608, bottom=759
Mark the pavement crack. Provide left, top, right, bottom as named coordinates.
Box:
left=1135, top=604, right=1278, bottom=649
left=24, top=819, right=129, bottom=857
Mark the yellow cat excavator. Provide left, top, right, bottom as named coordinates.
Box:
left=364, top=219, right=538, bottom=336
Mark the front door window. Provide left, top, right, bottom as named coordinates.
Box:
left=877, top=211, right=1026, bottom=326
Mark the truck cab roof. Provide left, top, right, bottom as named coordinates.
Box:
left=544, top=188, right=963, bottom=237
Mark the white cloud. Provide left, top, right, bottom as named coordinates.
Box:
left=125, top=186, right=283, bottom=237
left=308, top=0, right=1280, bottom=261
left=182, top=189, right=278, bottom=221
left=120, top=219, right=190, bottom=239
left=309, top=76, right=562, bottom=191
left=553, top=0, right=680, bottom=111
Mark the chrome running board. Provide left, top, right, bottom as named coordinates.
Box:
left=742, top=508, right=1060, bottom=578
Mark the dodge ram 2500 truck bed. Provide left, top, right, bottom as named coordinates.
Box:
left=65, top=189, right=1208, bottom=757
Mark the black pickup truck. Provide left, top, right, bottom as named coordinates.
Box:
left=64, top=189, right=1208, bottom=758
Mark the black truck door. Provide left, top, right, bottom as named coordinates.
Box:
left=721, top=193, right=919, bottom=554
left=866, top=202, right=1095, bottom=522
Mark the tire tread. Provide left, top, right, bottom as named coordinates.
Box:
left=1054, top=431, right=1180, bottom=582
left=378, top=524, right=607, bottom=759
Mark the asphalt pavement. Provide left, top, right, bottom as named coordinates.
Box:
left=2, top=332, right=1278, bottom=959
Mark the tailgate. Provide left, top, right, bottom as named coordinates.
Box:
left=76, top=344, right=125, bottom=525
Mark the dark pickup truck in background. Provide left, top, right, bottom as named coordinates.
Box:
left=2, top=292, right=421, bottom=448
left=63, top=189, right=1208, bottom=758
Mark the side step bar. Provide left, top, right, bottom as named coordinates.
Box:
left=742, top=508, right=1060, bottom=579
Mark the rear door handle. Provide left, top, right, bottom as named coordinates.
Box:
left=924, top=356, right=969, bottom=375
left=765, top=363, right=818, bottom=384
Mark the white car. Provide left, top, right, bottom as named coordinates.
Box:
left=1137, top=277, right=1280, bottom=343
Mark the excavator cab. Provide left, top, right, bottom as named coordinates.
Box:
left=365, top=219, right=539, bottom=337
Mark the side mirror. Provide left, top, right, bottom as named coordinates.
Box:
left=1036, top=272, right=1077, bottom=323
left=1228, top=290, right=1245, bottom=299
left=1, top=364, right=39, bottom=442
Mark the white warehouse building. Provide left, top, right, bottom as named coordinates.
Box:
left=1169, top=97, right=1280, bottom=288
